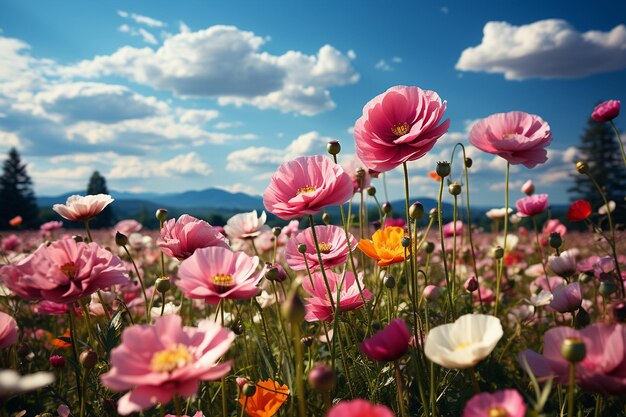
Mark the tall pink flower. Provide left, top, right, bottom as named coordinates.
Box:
left=285, top=225, right=357, bottom=271
left=592, top=100, right=620, bottom=122
left=519, top=323, right=626, bottom=395
left=52, top=194, right=114, bottom=222
left=515, top=194, right=549, bottom=217
left=354, top=85, right=450, bottom=172
left=0, top=311, right=19, bottom=349
left=263, top=155, right=353, bottom=220
left=177, top=246, right=262, bottom=304
left=302, top=271, right=371, bottom=322
left=1, top=239, right=129, bottom=304
left=101, top=315, right=235, bottom=415
left=469, top=111, right=552, bottom=168
left=157, top=214, right=229, bottom=260
left=327, top=399, right=395, bottom=417
left=462, top=389, right=526, bottom=417
left=360, top=319, right=410, bottom=362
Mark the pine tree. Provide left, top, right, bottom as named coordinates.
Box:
left=568, top=118, right=626, bottom=225
left=0, top=148, right=39, bottom=229
left=86, top=171, right=114, bottom=228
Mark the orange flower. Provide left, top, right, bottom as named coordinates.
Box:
left=51, top=329, right=72, bottom=349
left=358, top=226, right=408, bottom=267
left=239, top=378, right=289, bottom=417
left=9, top=216, right=22, bottom=226
left=428, top=171, right=441, bottom=181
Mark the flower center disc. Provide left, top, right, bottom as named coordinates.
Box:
left=212, top=274, right=234, bottom=290
left=488, top=407, right=509, bottom=417
left=296, top=185, right=316, bottom=196
left=60, top=262, right=77, bottom=279
left=150, top=344, right=193, bottom=373
left=318, top=242, right=332, bottom=254
left=391, top=122, right=410, bottom=137
left=453, top=342, right=474, bottom=351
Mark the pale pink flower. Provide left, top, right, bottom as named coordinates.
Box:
left=114, top=219, right=143, bottom=237
left=520, top=323, right=626, bottom=394
left=327, top=399, right=395, bottom=417
left=0, top=311, right=19, bottom=349
left=515, top=194, right=549, bottom=217
left=157, top=214, right=229, bottom=260
left=469, top=111, right=552, bottom=168
left=224, top=210, right=270, bottom=240
left=285, top=225, right=357, bottom=271
left=521, top=179, right=535, bottom=195
left=360, top=319, right=410, bottom=362
left=101, top=315, right=235, bottom=415
left=165, top=413, right=203, bottom=417
left=40, top=221, right=63, bottom=232
left=443, top=220, right=463, bottom=238
left=302, top=270, right=371, bottom=322
left=592, top=100, right=620, bottom=122
left=353, top=85, right=450, bottom=172
left=263, top=155, right=353, bottom=220
left=52, top=194, right=114, bottom=222
left=529, top=276, right=564, bottom=294
left=177, top=246, right=262, bottom=305
left=549, top=282, right=582, bottom=313
left=548, top=249, right=578, bottom=278
left=1, top=239, right=129, bottom=304
left=462, top=389, right=526, bottom=417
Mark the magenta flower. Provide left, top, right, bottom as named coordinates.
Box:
left=353, top=85, right=450, bottom=172
left=177, top=246, right=262, bottom=305
left=515, top=194, right=549, bottom=217
left=101, top=315, right=235, bottom=415
left=1, top=239, right=129, bottom=304
left=469, top=111, right=552, bottom=168
left=263, top=155, right=353, bottom=220
left=0, top=311, right=18, bottom=349
left=519, top=323, right=626, bottom=395
left=285, top=225, right=357, bottom=271
left=592, top=100, right=620, bottom=122
left=443, top=220, right=463, bottom=238
left=549, top=282, right=582, bottom=313
left=360, top=319, right=410, bottom=362
left=52, top=194, right=114, bottom=222
left=462, top=389, right=526, bottom=417
left=302, top=270, right=371, bottom=322
left=1, top=234, right=20, bottom=252
left=327, top=399, right=395, bottom=417
left=157, top=214, right=229, bottom=260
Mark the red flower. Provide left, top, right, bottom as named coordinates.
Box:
left=567, top=200, right=591, bottom=222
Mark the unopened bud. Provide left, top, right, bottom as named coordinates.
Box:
left=464, top=276, right=478, bottom=293
left=301, top=336, right=314, bottom=347
left=423, top=285, right=440, bottom=301
left=297, top=243, right=307, bottom=254
left=327, top=140, right=341, bottom=156
left=272, top=227, right=282, bottom=237
left=429, top=208, right=438, bottom=219
left=322, top=212, right=331, bottom=225
left=561, top=337, right=586, bottom=363
left=448, top=182, right=462, bottom=196
left=242, top=383, right=257, bottom=397
left=355, top=167, right=365, bottom=180
left=492, top=246, right=504, bottom=259
left=599, top=280, right=618, bottom=297
left=384, top=274, right=396, bottom=289
left=574, top=307, right=591, bottom=329
left=155, top=208, right=168, bottom=223
left=409, top=202, right=424, bottom=220
left=382, top=202, right=392, bottom=215
left=576, top=161, right=589, bottom=175
left=231, top=321, right=244, bottom=335
left=80, top=349, right=98, bottom=369
left=49, top=354, right=65, bottom=368
left=521, top=180, right=535, bottom=196
left=436, top=161, right=451, bottom=178
left=464, top=157, right=473, bottom=168
left=236, top=377, right=250, bottom=389
left=264, top=263, right=287, bottom=282
left=548, top=232, right=562, bottom=249
left=401, top=236, right=411, bottom=248
left=425, top=242, right=435, bottom=254
left=308, top=363, right=336, bottom=392
left=115, top=231, right=128, bottom=247
left=155, top=277, right=170, bottom=293
left=367, top=186, right=376, bottom=196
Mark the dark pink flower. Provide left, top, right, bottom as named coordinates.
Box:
left=519, top=323, right=626, bottom=395
left=34, top=301, right=71, bottom=315
left=515, top=194, right=549, bottom=217
left=101, top=315, right=235, bottom=415
left=285, top=225, right=357, bottom=271
left=302, top=270, right=371, bottom=322
left=443, top=220, right=463, bottom=238
left=327, top=399, right=395, bottom=417
left=469, top=111, right=552, bottom=168
left=157, top=214, right=229, bottom=260
left=462, top=389, right=526, bottom=417
left=354, top=85, right=450, bottom=172
left=263, top=155, right=353, bottom=220
left=383, top=217, right=406, bottom=229
left=592, top=100, right=620, bottom=122
left=52, top=194, right=114, bottom=222
left=0, top=311, right=18, bottom=349
left=1, top=239, right=129, bottom=304
left=360, top=319, right=410, bottom=362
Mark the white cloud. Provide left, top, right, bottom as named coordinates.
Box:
left=118, top=10, right=165, bottom=28
left=118, top=24, right=158, bottom=45
left=392, top=56, right=403, bottom=63
left=176, top=108, right=220, bottom=125
left=456, top=19, right=626, bottom=80
left=375, top=59, right=393, bottom=71
left=215, top=183, right=262, bottom=195
left=214, top=121, right=243, bottom=130
left=107, top=152, right=212, bottom=179
left=347, top=50, right=357, bottom=60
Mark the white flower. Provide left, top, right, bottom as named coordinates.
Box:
left=495, top=234, right=518, bottom=252
left=424, top=314, right=503, bottom=369
left=52, top=194, right=114, bottom=222
left=599, top=201, right=616, bottom=215
left=150, top=302, right=181, bottom=321
left=547, top=249, right=578, bottom=278
left=224, top=210, right=270, bottom=240
left=486, top=207, right=513, bottom=220
left=0, top=370, right=54, bottom=395
left=526, top=290, right=554, bottom=307
left=508, top=213, right=522, bottom=225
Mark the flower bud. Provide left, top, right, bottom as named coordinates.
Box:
left=521, top=180, right=535, bottom=196
left=372, top=321, right=382, bottom=331
left=242, top=383, right=257, bottom=397
left=236, top=377, right=250, bottom=389
left=423, top=285, right=440, bottom=301
left=464, top=276, right=478, bottom=293
left=272, top=227, right=282, bottom=237
left=436, top=161, right=451, bottom=178
left=401, top=236, right=411, bottom=248
left=425, top=241, right=435, bottom=254
left=548, top=232, right=562, bottom=249
left=301, top=336, right=314, bottom=347
left=80, top=349, right=98, bottom=370
left=231, top=321, right=244, bottom=335
left=561, top=337, right=586, bottom=363
left=282, top=289, right=305, bottom=323
left=464, top=157, right=473, bottom=168
left=409, top=202, right=424, bottom=220
left=297, top=243, right=307, bottom=254
left=612, top=301, right=626, bottom=323
left=429, top=208, right=438, bottom=219
left=448, top=182, right=462, bottom=196
left=367, top=186, right=376, bottom=196
left=384, top=274, right=396, bottom=289
left=599, top=280, right=618, bottom=297
left=492, top=246, right=504, bottom=259
left=322, top=212, right=331, bottom=225
left=308, top=363, right=336, bottom=392
left=327, top=140, right=341, bottom=156
left=264, top=263, right=287, bottom=282
left=355, top=167, right=365, bottom=180
left=155, top=277, right=170, bottom=293
left=49, top=354, right=65, bottom=368
left=382, top=202, right=392, bottom=215
left=576, top=161, right=589, bottom=175
left=115, top=231, right=128, bottom=247
left=574, top=307, right=591, bottom=329
left=155, top=208, right=168, bottom=223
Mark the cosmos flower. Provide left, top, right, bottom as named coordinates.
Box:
left=360, top=319, right=410, bottom=362
left=302, top=270, right=371, bottom=322
left=462, top=389, right=526, bottom=417
left=157, top=214, right=229, bottom=260
left=52, top=194, right=114, bottom=222
left=285, top=225, right=357, bottom=271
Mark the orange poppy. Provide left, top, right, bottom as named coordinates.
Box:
left=239, top=378, right=289, bottom=417
left=428, top=171, right=441, bottom=181
left=9, top=216, right=22, bottom=226
left=51, top=329, right=72, bottom=349
left=358, top=226, right=408, bottom=267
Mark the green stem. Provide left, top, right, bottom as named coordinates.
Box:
left=436, top=178, right=454, bottom=319
left=499, top=162, right=510, bottom=292
left=123, top=245, right=150, bottom=320
left=68, top=309, right=82, bottom=406
left=394, top=360, right=408, bottom=417
left=402, top=162, right=416, bottom=294
left=220, top=301, right=228, bottom=417
left=79, top=368, right=88, bottom=417
left=293, top=324, right=306, bottom=417
left=567, top=363, right=576, bottom=417
left=532, top=216, right=552, bottom=291
left=609, top=120, right=626, bottom=168
left=173, top=395, right=183, bottom=417
left=83, top=220, right=93, bottom=243
left=308, top=215, right=336, bottom=312
left=468, top=367, right=480, bottom=394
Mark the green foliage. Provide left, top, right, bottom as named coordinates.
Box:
left=0, top=147, right=39, bottom=229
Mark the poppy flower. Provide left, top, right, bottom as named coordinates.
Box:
left=515, top=194, right=549, bottom=217
left=567, top=200, right=591, bottom=222
left=238, top=378, right=289, bottom=417
left=52, top=194, right=114, bottom=222
left=592, top=100, right=620, bottom=122
left=51, top=330, right=72, bottom=349
left=327, top=399, right=395, bottom=417
left=429, top=170, right=442, bottom=181
left=463, top=389, right=526, bottom=417
left=9, top=216, right=22, bottom=227
left=360, top=319, right=410, bottom=362
left=358, top=226, right=407, bottom=267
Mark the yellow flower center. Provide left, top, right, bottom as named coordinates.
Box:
left=502, top=132, right=518, bottom=139
left=212, top=274, right=234, bottom=288
left=150, top=344, right=194, bottom=373
left=488, top=407, right=509, bottom=417
left=318, top=242, right=332, bottom=253
left=296, top=185, right=316, bottom=195
left=391, top=122, right=410, bottom=137
left=454, top=342, right=474, bottom=351
left=60, top=262, right=77, bottom=278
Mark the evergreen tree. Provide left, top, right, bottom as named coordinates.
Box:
left=568, top=118, right=626, bottom=225
left=0, top=148, right=39, bottom=229
left=86, top=171, right=114, bottom=228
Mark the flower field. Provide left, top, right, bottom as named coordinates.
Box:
left=0, top=89, right=625, bottom=417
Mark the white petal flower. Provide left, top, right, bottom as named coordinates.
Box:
left=0, top=370, right=54, bottom=395
left=150, top=302, right=181, bottom=321
left=547, top=249, right=578, bottom=278
left=52, top=194, right=114, bottom=222
left=424, top=314, right=503, bottom=369
left=598, top=201, right=615, bottom=215
left=224, top=210, right=270, bottom=240
left=526, top=290, right=554, bottom=307
left=486, top=207, right=513, bottom=220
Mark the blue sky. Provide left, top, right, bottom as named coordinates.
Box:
left=0, top=0, right=625, bottom=206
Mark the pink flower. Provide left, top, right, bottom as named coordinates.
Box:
left=263, top=155, right=353, bottom=220
left=165, top=413, right=203, bottom=417
left=353, top=85, right=450, bottom=172
left=177, top=246, right=262, bottom=305
left=592, top=100, right=620, bottom=122
left=327, top=399, right=395, bottom=417
left=224, top=210, right=270, bottom=240
left=443, top=220, right=463, bottom=238
left=383, top=217, right=406, bottom=229
left=40, top=221, right=63, bottom=232
left=114, top=219, right=143, bottom=236
left=515, top=194, right=549, bottom=217
left=469, top=111, right=552, bottom=168
left=157, top=214, right=229, bottom=260
left=285, top=225, right=357, bottom=271
left=52, top=194, right=114, bottom=222
left=541, top=219, right=566, bottom=246
left=0, top=311, right=18, bottom=349
left=462, top=389, right=526, bottom=417
left=549, top=282, right=582, bottom=313
left=101, top=315, right=235, bottom=415
left=520, top=323, right=626, bottom=395
left=1, top=234, right=20, bottom=252
left=1, top=239, right=129, bottom=304
left=360, top=319, right=410, bottom=362
left=33, top=301, right=70, bottom=315
left=521, top=180, right=535, bottom=195
left=302, top=271, right=371, bottom=322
